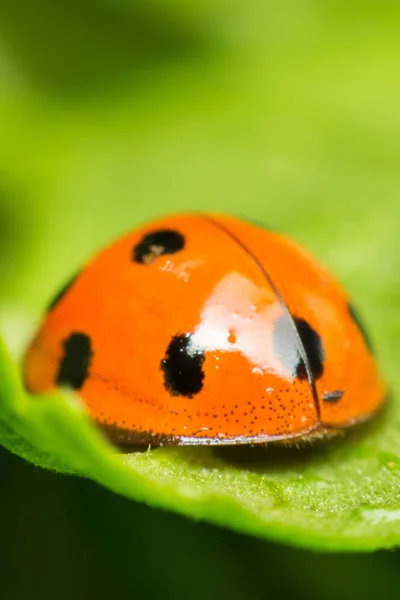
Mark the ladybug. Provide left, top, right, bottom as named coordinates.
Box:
left=23, top=214, right=386, bottom=445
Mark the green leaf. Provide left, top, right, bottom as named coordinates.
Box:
left=1, top=331, right=400, bottom=552
left=1, top=0, right=400, bottom=553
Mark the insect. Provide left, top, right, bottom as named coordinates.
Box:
left=23, top=214, right=387, bottom=445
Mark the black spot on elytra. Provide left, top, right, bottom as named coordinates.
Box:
left=296, top=318, right=325, bottom=380
left=133, top=229, right=185, bottom=264
left=323, top=390, right=344, bottom=403
left=161, top=333, right=205, bottom=397
left=273, top=316, right=325, bottom=381
left=47, top=273, right=79, bottom=312
left=56, top=332, right=93, bottom=390
left=348, top=302, right=374, bottom=353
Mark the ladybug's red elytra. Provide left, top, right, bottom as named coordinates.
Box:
left=23, top=214, right=387, bottom=445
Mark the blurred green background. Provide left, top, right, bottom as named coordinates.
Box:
left=1, top=1, right=400, bottom=598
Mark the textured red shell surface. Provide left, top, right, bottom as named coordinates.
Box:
left=23, top=214, right=387, bottom=445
